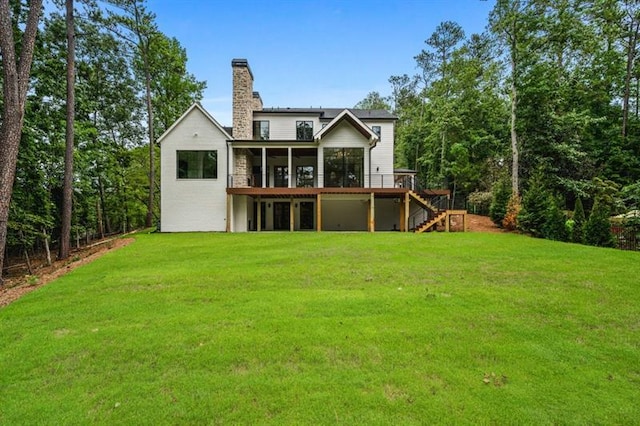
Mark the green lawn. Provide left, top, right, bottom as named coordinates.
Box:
left=1, top=232, right=639, bottom=424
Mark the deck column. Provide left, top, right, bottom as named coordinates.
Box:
left=288, top=147, right=292, bottom=188
left=404, top=192, right=410, bottom=232
left=257, top=196, right=262, bottom=232
left=261, top=147, right=266, bottom=188
left=316, top=194, right=322, bottom=232
left=399, top=196, right=405, bottom=232
left=290, top=197, right=295, bottom=231
left=226, top=194, right=232, bottom=232
left=445, top=212, right=450, bottom=232
left=368, top=193, right=375, bottom=232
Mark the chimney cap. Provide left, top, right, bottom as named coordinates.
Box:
left=232, top=58, right=253, bottom=79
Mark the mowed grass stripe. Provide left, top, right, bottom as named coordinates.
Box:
left=1, top=232, right=639, bottom=424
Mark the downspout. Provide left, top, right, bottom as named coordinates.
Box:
left=368, top=145, right=372, bottom=189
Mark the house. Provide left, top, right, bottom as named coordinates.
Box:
left=159, top=59, right=464, bottom=232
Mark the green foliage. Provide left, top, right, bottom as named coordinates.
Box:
left=542, top=197, right=568, bottom=242
left=572, top=197, right=586, bottom=244
left=518, top=172, right=550, bottom=237
left=354, top=91, right=391, bottom=111
left=2, top=233, right=640, bottom=423
left=467, top=191, right=492, bottom=215
left=489, top=179, right=510, bottom=226
left=585, top=198, right=614, bottom=248
left=6, top=1, right=204, bottom=257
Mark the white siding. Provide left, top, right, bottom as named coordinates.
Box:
left=366, top=121, right=395, bottom=177
left=232, top=195, right=248, bottom=232
left=252, top=113, right=320, bottom=140
left=160, top=107, right=228, bottom=232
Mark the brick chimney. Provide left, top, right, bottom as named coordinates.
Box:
left=232, top=59, right=254, bottom=140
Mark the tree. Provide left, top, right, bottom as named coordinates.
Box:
left=103, top=0, right=159, bottom=228
left=490, top=178, right=511, bottom=226
left=490, top=0, right=527, bottom=196
left=0, top=0, right=43, bottom=283
left=354, top=91, right=391, bottom=111
left=585, top=198, right=615, bottom=247
left=518, top=170, right=550, bottom=237
left=59, top=0, right=75, bottom=260
left=572, top=197, right=586, bottom=244
left=542, top=196, right=568, bottom=242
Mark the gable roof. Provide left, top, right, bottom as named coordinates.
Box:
left=157, top=102, right=233, bottom=144
left=314, top=109, right=380, bottom=146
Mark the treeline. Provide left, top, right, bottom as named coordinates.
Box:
left=2, top=0, right=205, bottom=273
left=358, top=0, right=640, bottom=247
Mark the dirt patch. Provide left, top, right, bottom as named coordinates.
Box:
left=466, top=214, right=503, bottom=233
left=1, top=237, right=135, bottom=308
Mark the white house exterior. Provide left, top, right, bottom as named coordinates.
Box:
left=160, top=59, right=461, bottom=233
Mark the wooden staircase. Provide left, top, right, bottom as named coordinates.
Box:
left=414, top=211, right=447, bottom=233
left=408, top=190, right=438, bottom=212
left=406, top=190, right=467, bottom=233
left=408, top=190, right=445, bottom=233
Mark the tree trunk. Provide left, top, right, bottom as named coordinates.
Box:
left=144, top=66, right=155, bottom=228
left=622, top=20, right=639, bottom=138
left=0, top=0, right=43, bottom=285
left=59, top=0, right=75, bottom=260
left=510, top=25, right=519, bottom=197
left=42, top=228, right=52, bottom=266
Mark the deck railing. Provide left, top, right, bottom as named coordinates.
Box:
left=227, top=173, right=417, bottom=190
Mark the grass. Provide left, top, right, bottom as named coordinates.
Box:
left=1, top=232, right=639, bottom=424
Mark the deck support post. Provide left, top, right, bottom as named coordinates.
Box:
left=316, top=194, right=322, bottom=232
left=290, top=197, right=295, bottom=231
left=368, top=192, right=375, bottom=232
left=399, top=195, right=405, bottom=232
left=226, top=194, right=232, bottom=232
left=404, top=191, right=410, bottom=232
left=257, top=196, right=262, bottom=232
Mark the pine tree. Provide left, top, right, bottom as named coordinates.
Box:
left=490, top=179, right=511, bottom=227
left=571, top=197, right=586, bottom=244
left=585, top=198, right=614, bottom=247
left=543, top=196, right=568, bottom=241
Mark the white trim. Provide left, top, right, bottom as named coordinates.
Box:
left=157, top=102, right=233, bottom=144
left=314, top=109, right=380, bottom=146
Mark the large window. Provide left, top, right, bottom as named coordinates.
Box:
left=253, top=121, right=269, bottom=140
left=296, top=165, right=314, bottom=187
left=296, top=121, right=313, bottom=140
left=324, top=148, right=364, bottom=187
left=177, top=151, right=217, bottom=179
left=274, top=166, right=288, bottom=187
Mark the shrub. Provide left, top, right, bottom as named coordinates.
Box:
left=502, top=194, right=521, bottom=231
left=571, top=197, right=585, bottom=244
left=585, top=198, right=614, bottom=247
left=468, top=191, right=492, bottom=215
left=490, top=180, right=510, bottom=227
left=543, top=197, right=568, bottom=242
left=518, top=176, right=550, bottom=238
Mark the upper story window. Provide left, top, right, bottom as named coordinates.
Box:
left=177, top=151, right=217, bottom=179
left=372, top=126, right=381, bottom=141
left=296, top=121, right=313, bottom=140
left=253, top=121, right=269, bottom=140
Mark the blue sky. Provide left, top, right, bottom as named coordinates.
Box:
left=148, top=0, right=495, bottom=126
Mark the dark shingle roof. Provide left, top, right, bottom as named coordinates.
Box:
left=258, top=107, right=396, bottom=120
